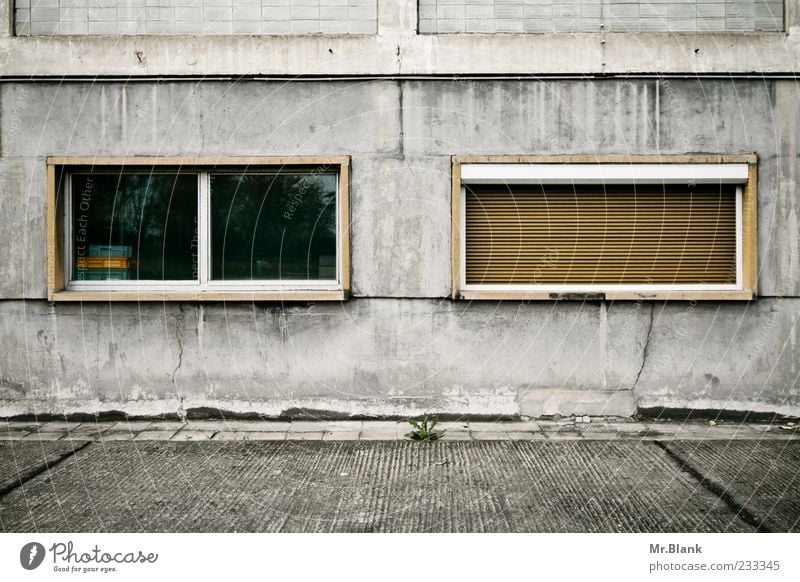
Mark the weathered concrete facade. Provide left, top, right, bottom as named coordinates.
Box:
left=0, top=0, right=798, bottom=419
left=1, top=77, right=799, bottom=418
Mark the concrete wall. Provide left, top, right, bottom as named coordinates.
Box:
left=418, top=0, right=784, bottom=34
left=15, top=0, right=378, bottom=36
left=0, top=78, right=798, bottom=419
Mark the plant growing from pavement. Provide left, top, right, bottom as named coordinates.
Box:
left=405, top=416, right=446, bottom=442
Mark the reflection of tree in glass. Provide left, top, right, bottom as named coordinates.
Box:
left=211, top=173, right=337, bottom=281
left=73, top=173, right=197, bottom=280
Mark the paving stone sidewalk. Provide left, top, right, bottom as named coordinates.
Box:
left=1, top=438, right=798, bottom=532
left=1, top=418, right=798, bottom=533
left=2, top=418, right=798, bottom=441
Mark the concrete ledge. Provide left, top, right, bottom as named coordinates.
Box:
left=0, top=32, right=797, bottom=77
left=518, top=388, right=637, bottom=418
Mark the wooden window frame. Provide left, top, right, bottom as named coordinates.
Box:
left=451, top=154, right=758, bottom=301
left=47, top=156, right=351, bottom=302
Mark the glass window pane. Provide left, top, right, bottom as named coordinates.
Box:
left=71, top=172, right=198, bottom=282
left=210, top=173, right=337, bottom=281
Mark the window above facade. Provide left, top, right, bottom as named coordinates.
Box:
left=15, top=0, right=377, bottom=36
left=419, top=0, right=784, bottom=33
left=452, top=155, right=757, bottom=301
left=48, top=157, right=350, bottom=301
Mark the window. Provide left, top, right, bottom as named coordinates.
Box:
left=48, top=157, right=350, bottom=301
left=451, top=155, right=757, bottom=301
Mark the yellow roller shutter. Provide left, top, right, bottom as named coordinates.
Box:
left=465, top=184, right=737, bottom=286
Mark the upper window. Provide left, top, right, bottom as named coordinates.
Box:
left=452, top=155, right=757, bottom=301
left=418, top=0, right=784, bottom=34
left=48, top=157, right=350, bottom=301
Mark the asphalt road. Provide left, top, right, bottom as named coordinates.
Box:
left=1, top=440, right=798, bottom=532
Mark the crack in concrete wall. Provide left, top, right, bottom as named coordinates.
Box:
left=632, top=303, right=655, bottom=394
left=170, top=304, right=185, bottom=390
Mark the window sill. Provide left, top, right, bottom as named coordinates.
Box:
left=458, top=290, right=755, bottom=301
left=49, top=290, right=347, bottom=302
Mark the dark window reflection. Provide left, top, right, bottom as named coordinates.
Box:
left=71, top=172, right=198, bottom=281
left=210, top=173, right=337, bottom=281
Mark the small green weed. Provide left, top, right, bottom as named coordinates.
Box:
left=405, top=415, right=446, bottom=442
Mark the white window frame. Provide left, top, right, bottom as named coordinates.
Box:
left=48, top=157, right=351, bottom=302
left=454, top=158, right=756, bottom=301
